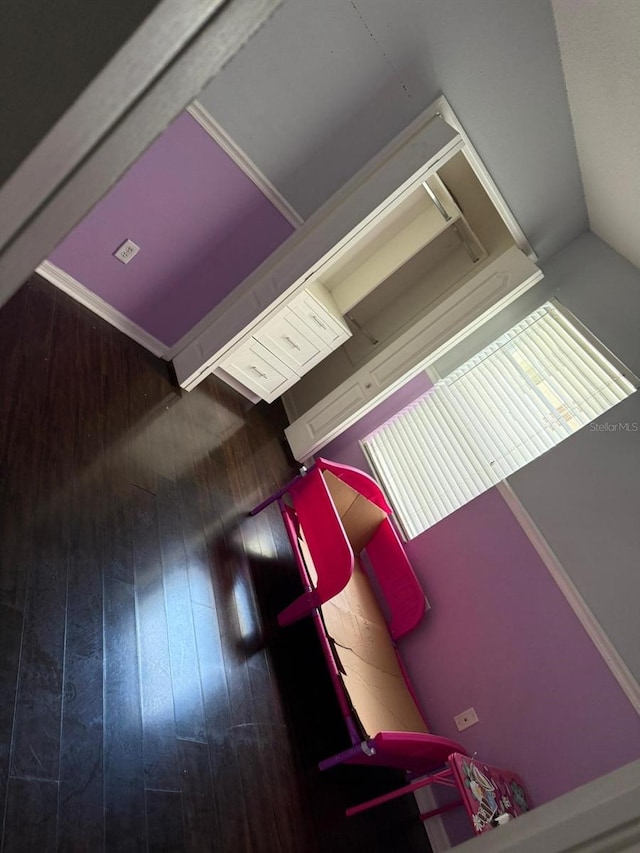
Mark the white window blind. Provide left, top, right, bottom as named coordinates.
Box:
left=362, top=302, right=636, bottom=539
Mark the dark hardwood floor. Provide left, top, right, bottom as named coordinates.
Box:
left=0, top=277, right=430, bottom=852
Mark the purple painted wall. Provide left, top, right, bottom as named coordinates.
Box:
left=323, top=378, right=640, bottom=838
left=399, top=487, right=640, bottom=841
left=49, top=112, right=294, bottom=346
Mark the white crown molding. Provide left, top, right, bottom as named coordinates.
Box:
left=186, top=100, right=304, bottom=229
left=497, top=480, right=640, bottom=717
left=36, top=260, right=168, bottom=359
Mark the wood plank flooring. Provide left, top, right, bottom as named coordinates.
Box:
left=0, top=277, right=430, bottom=852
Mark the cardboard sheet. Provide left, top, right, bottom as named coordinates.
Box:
left=321, top=561, right=429, bottom=736
left=322, top=470, right=387, bottom=555
left=321, top=561, right=398, bottom=672
left=334, top=646, right=428, bottom=736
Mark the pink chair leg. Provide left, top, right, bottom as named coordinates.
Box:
left=419, top=800, right=463, bottom=821
left=249, top=488, right=288, bottom=516
left=319, top=741, right=377, bottom=771
left=249, top=468, right=308, bottom=515
left=345, top=769, right=455, bottom=817
left=277, top=589, right=321, bottom=627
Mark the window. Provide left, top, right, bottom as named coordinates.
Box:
left=361, top=301, right=637, bottom=539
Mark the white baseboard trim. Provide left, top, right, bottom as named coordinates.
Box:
left=186, top=101, right=303, bottom=229
left=497, top=480, right=640, bottom=717
left=36, top=260, right=169, bottom=359
left=413, top=788, right=452, bottom=852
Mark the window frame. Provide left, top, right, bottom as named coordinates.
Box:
left=360, top=298, right=639, bottom=540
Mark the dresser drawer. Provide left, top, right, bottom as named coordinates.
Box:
left=256, top=309, right=325, bottom=374
left=290, top=292, right=350, bottom=347
left=219, top=339, right=295, bottom=403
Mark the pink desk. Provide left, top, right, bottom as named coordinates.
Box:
left=347, top=752, right=532, bottom=836
left=448, top=753, right=531, bottom=834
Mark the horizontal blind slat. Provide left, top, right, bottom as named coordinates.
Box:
left=362, top=302, right=634, bottom=537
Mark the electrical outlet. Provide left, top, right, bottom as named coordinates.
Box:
left=454, top=707, right=479, bottom=732
left=113, top=239, right=140, bottom=264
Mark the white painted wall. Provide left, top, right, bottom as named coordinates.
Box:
left=552, top=0, right=640, bottom=269
left=435, top=233, right=640, bottom=688
left=200, top=0, right=587, bottom=262
left=507, top=233, right=640, bottom=683
left=428, top=231, right=640, bottom=687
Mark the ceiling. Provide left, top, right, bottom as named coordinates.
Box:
left=552, top=0, right=640, bottom=270
left=199, top=0, right=587, bottom=263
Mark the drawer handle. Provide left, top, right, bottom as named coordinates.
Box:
left=250, top=365, right=268, bottom=379
left=284, top=335, right=301, bottom=351
left=310, top=314, right=327, bottom=330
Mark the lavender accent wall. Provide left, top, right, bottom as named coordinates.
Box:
left=399, top=488, right=640, bottom=815
left=49, top=112, right=294, bottom=347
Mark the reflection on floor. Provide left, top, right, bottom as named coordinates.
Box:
left=0, top=276, right=430, bottom=852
